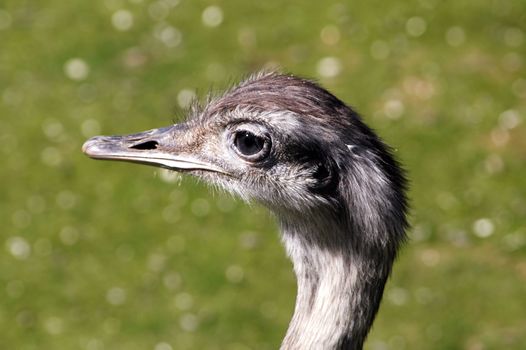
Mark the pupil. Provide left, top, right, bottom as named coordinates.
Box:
left=236, top=131, right=263, bottom=156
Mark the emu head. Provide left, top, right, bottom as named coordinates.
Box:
left=83, top=72, right=407, bottom=255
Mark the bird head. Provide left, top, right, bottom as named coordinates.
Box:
left=83, top=72, right=407, bottom=243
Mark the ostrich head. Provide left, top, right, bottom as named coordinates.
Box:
left=83, top=72, right=408, bottom=350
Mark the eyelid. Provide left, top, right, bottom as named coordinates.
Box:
left=230, top=121, right=270, bottom=137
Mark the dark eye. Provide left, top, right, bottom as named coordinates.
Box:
left=233, top=130, right=270, bottom=160
left=235, top=131, right=263, bottom=155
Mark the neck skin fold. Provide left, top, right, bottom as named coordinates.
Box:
left=278, top=215, right=390, bottom=350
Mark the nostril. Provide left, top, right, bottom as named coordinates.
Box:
left=130, top=141, right=159, bottom=150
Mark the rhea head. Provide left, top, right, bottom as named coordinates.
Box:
left=83, top=72, right=408, bottom=350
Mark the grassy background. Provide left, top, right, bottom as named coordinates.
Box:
left=1, top=0, right=525, bottom=349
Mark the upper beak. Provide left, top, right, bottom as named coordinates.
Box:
left=82, top=124, right=226, bottom=174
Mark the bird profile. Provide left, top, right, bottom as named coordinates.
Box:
left=82, top=71, right=409, bottom=350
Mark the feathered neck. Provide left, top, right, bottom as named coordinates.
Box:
left=277, top=210, right=392, bottom=350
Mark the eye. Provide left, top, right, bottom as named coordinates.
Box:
left=235, top=131, right=263, bottom=155
left=233, top=130, right=270, bottom=161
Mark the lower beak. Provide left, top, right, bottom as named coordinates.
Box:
left=82, top=124, right=226, bottom=174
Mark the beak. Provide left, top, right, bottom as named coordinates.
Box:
left=82, top=124, right=226, bottom=174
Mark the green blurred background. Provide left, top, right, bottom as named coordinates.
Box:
left=1, top=0, right=525, bottom=349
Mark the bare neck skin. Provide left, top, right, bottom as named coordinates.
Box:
left=278, top=214, right=390, bottom=350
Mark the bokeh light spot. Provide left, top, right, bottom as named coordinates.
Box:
left=484, top=154, right=504, bottom=174
left=512, top=78, right=526, bottom=98
left=111, top=10, right=134, bottom=31
left=202, top=6, right=223, bottom=27
left=320, top=25, right=341, bottom=45
left=154, top=24, right=182, bottom=47
left=504, top=27, right=524, bottom=47
left=225, top=265, right=244, bottom=283
left=239, top=231, right=260, bottom=250
left=316, top=57, right=342, bottom=78
left=177, top=89, right=196, bottom=109
left=163, top=0, right=180, bottom=8
left=163, top=272, right=182, bottom=290
left=191, top=198, right=210, bottom=217
left=158, top=169, right=181, bottom=184
left=179, top=313, right=198, bottom=332
left=445, top=26, right=465, bottom=47
left=81, top=119, right=101, bottom=138
left=155, top=342, right=173, bottom=350
left=56, top=190, right=77, bottom=210
left=148, top=1, right=170, bottom=21
left=406, top=17, right=427, bottom=37
left=148, top=253, right=167, bottom=272
left=472, top=218, right=494, bottom=238
left=85, top=338, right=104, bottom=350
left=44, top=316, right=64, bottom=335
left=123, top=47, right=148, bottom=68
left=420, top=249, right=440, bottom=267
left=370, top=40, right=390, bottom=60
left=502, top=52, right=522, bottom=72
left=64, top=58, right=90, bottom=81
left=6, top=236, right=31, bottom=260
left=106, top=287, right=127, bottom=305
left=384, top=99, right=405, bottom=119
left=503, top=232, right=525, bottom=251
left=238, top=27, right=256, bottom=48
left=60, top=226, right=80, bottom=246
left=490, top=127, right=509, bottom=147
left=41, top=147, right=63, bottom=167
left=42, top=119, right=64, bottom=139
left=162, top=204, right=181, bottom=224
left=174, top=292, right=193, bottom=310
left=387, top=287, right=409, bottom=306
left=499, top=109, right=521, bottom=130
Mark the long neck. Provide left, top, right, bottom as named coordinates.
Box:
left=278, top=215, right=392, bottom=350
